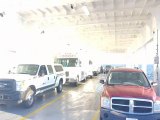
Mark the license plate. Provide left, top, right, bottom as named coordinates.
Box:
left=126, top=118, right=138, bottom=120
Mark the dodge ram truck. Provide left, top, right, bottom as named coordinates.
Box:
left=0, top=63, right=65, bottom=108
left=99, top=68, right=160, bottom=120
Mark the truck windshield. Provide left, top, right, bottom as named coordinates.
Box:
left=57, top=58, right=78, bottom=67
left=107, top=72, right=150, bottom=87
left=16, top=64, right=39, bottom=75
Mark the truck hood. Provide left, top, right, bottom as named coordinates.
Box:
left=0, top=74, right=35, bottom=82
left=103, top=85, right=157, bottom=101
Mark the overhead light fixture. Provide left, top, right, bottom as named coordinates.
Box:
left=82, top=5, right=89, bottom=16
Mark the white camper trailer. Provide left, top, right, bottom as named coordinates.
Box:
left=55, top=52, right=89, bottom=86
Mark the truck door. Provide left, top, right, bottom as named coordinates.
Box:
left=37, top=65, right=49, bottom=91
left=47, top=65, right=56, bottom=87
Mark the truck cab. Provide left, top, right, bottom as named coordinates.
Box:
left=0, top=63, right=65, bottom=108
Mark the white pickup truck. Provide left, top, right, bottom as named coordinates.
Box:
left=0, top=63, right=66, bottom=108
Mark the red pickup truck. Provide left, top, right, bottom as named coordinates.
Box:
left=100, top=68, right=160, bottom=120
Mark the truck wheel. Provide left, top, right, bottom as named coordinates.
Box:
left=83, top=77, right=86, bottom=82
left=74, top=76, right=79, bottom=86
left=90, top=76, right=93, bottom=79
left=23, top=88, right=35, bottom=108
left=73, top=82, right=78, bottom=86
left=57, top=81, right=63, bottom=93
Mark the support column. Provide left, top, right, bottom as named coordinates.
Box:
left=151, top=7, right=160, bottom=95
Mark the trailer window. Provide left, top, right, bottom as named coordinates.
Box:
left=56, top=58, right=78, bottom=67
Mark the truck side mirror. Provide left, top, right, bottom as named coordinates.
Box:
left=100, top=79, right=105, bottom=84
left=151, top=82, right=158, bottom=86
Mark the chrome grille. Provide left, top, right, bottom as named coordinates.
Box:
left=0, top=79, right=16, bottom=92
left=111, top=97, right=153, bottom=114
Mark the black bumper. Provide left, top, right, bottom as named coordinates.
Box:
left=0, top=91, right=22, bottom=105
left=100, top=108, right=160, bottom=120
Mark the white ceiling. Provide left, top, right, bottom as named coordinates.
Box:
left=3, top=0, right=160, bottom=53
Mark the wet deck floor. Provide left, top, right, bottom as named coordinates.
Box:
left=0, top=75, right=103, bottom=120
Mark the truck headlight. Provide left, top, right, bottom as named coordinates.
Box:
left=154, top=101, right=160, bottom=113
left=16, top=81, right=25, bottom=91
left=101, top=97, right=110, bottom=109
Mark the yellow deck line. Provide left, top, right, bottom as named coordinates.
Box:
left=19, top=93, right=66, bottom=120
left=19, top=85, right=82, bottom=120
left=19, top=81, right=95, bottom=120
left=91, top=105, right=100, bottom=120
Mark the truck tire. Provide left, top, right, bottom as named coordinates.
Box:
left=23, top=88, right=35, bottom=108
left=73, top=81, right=78, bottom=86
left=57, top=80, right=63, bottom=93
left=82, top=77, right=86, bottom=82
left=74, top=76, right=79, bottom=86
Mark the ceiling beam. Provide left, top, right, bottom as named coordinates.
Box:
left=77, top=24, right=143, bottom=29
left=17, top=0, right=160, bottom=14
left=68, top=19, right=149, bottom=27
left=79, top=30, right=142, bottom=33
left=18, top=3, right=153, bottom=18
left=48, top=14, right=151, bottom=21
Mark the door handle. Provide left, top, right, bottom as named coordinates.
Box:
left=48, top=77, right=49, bottom=80
left=43, top=83, right=45, bottom=85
